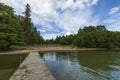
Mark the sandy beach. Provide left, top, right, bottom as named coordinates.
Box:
left=0, top=46, right=108, bottom=55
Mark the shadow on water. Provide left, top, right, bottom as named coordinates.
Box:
left=0, top=54, right=28, bottom=80
left=40, top=50, right=120, bottom=80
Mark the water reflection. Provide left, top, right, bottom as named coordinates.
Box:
left=40, top=51, right=120, bottom=80
left=0, top=54, right=27, bottom=80
left=77, top=51, right=120, bottom=70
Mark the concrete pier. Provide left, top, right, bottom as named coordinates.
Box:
left=9, top=52, right=55, bottom=80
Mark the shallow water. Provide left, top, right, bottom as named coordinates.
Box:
left=40, top=50, right=120, bottom=80
left=0, top=54, right=27, bottom=80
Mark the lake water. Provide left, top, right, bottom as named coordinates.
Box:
left=40, top=50, right=120, bottom=80
left=0, top=54, right=27, bottom=80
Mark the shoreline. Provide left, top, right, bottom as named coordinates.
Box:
left=0, top=46, right=119, bottom=55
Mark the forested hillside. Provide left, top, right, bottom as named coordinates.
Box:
left=0, top=3, right=43, bottom=50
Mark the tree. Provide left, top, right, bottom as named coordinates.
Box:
left=96, top=25, right=106, bottom=31
left=23, top=3, right=32, bottom=45
left=93, top=31, right=106, bottom=48
left=0, top=3, right=18, bottom=50
left=74, top=37, right=84, bottom=47
left=22, top=3, right=44, bottom=45
left=0, top=24, right=17, bottom=50
left=84, top=33, right=96, bottom=48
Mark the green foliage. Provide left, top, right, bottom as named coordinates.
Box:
left=0, top=3, right=43, bottom=50
left=0, top=3, right=14, bottom=15
left=0, top=5, right=18, bottom=50
left=53, top=25, right=120, bottom=49
left=45, top=39, right=55, bottom=44
left=0, top=40, right=10, bottom=50
left=74, top=37, right=84, bottom=47
left=0, top=23, right=17, bottom=33
left=60, top=35, right=75, bottom=45
left=1, top=2, right=120, bottom=50
left=22, top=3, right=43, bottom=45
left=0, top=32, right=17, bottom=50
left=84, top=33, right=95, bottom=48
left=24, top=4, right=31, bottom=18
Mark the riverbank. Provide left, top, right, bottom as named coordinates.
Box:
left=0, top=46, right=112, bottom=55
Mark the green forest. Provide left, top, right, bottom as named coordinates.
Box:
left=0, top=3, right=44, bottom=50
left=0, top=3, right=120, bottom=50
left=53, top=25, right=120, bottom=48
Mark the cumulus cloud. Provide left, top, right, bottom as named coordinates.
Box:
left=0, top=0, right=99, bottom=39
left=104, top=6, right=120, bottom=31
left=42, top=33, right=61, bottom=40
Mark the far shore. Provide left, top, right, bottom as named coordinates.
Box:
left=0, top=46, right=120, bottom=55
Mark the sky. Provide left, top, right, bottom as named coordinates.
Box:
left=0, top=0, right=120, bottom=39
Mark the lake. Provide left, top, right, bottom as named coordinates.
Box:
left=40, top=50, right=120, bottom=80
left=0, top=54, right=27, bottom=80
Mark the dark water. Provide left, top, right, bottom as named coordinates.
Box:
left=40, top=51, right=120, bottom=80
left=0, top=54, right=27, bottom=80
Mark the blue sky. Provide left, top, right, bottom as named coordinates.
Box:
left=0, top=0, right=120, bottom=39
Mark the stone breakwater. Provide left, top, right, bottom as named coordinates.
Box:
left=9, top=52, right=55, bottom=80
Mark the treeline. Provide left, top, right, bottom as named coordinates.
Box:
left=46, top=25, right=120, bottom=49
left=0, top=3, right=43, bottom=50
left=1, top=3, right=120, bottom=50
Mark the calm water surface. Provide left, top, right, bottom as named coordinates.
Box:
left=0, top=54, right=27, bottom=80
left=40, top=50, right=120, bottom=80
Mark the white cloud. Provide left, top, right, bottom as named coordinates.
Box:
left=0, top=0, right=99, bottom=39
left=107, top=24, right=120, bottom=31
left=0, top=0, right=25, bottom=15
left=42, top=33, right=60, bottom=40
left=109, top=7, right=120, bottom=15
left=56, top=0, right=98, bottom=11
left=65, top=32, right=73, bottom=35
left=92, top=0, right=98, bottom=5
left=37, top=29, right=46, bottom=33
left=104, top=6, right=120, bottom=31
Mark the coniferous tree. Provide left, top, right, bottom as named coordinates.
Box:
left=23, top=3, right=44, bottom=45
left=23, top=3, right=32, bottom=45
